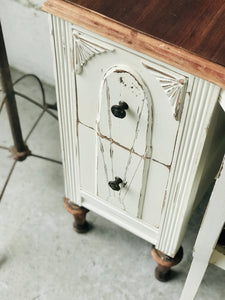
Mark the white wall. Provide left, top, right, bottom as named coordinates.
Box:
left=1, top=0, right=55, bottom=85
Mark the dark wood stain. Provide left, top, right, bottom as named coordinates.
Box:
left=65, top=0, right=225, bottom=68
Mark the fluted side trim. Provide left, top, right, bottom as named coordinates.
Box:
left=49, top=16, right=81, bottom=205
left=157, top=78, right=220, bottom=256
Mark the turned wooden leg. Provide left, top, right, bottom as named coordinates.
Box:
left=151, top=246, right=183, bottom=282
left=64, top=198, right=89, bottom=233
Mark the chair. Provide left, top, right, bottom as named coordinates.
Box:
left=180, top=155, right=225, bottom=300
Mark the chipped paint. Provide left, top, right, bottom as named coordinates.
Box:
left=72, top=29, right=114, bottom=74
left=143, top=62, right=188, bottom=121
left=152, top=158, right=171, bottom=170
left=114, top=69, right=144, bottom=89
left=105, top=79, right=115, bottom=180
left=96, top=65, right=154, bottom=215
left=78, top=119, right=150, bottom=158
left=97, top=128, right=149, bottom=159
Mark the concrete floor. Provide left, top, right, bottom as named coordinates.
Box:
left=0, top=69, right=224, bottom=300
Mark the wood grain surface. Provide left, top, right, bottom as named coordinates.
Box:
left=64, top=0, right=225, bottom=67
left=42, top=0, right=225, bottom=89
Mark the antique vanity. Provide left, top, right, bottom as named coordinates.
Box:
left=42, top=0, right=225, bottom=281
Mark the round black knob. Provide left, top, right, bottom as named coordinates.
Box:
left=108, top=177, right=123, bottom=191
left=111, top=101, right=129, bottom=119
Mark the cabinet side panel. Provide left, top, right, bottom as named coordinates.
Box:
left=157, top=78, right=221, bottom=257
left=50, top=15, right=81, bottom=204
left=194, top=103, right=225, bottom=206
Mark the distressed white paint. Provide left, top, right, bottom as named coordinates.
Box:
left=78, top=123, right=96, bottom=193
left=95, top=65, right=153, bottom=217
left=77, top=63, right=169, bottom=223
left=78, top=120, right=172, bottom=228
left=180, top=156, right=225, bottom=300
left=141, top=162, right=170, bottom=228
left=72, top=29, right=114, bottom=74
left=97, top=65, right=153, bottom=157
left=73, top=28, right=192, bottom=166
left=77, top=118, right=170, bottom=231
left=157, top=79, right=221, bottom=256
left=143, top=62, right=188, bottom=121
left=97, top=137, right=147, bottom=217
left=81, top=189, right=158, bottom=245
left=49, top=15, right=223, bottom=258
left=49, top=16, right=81, bottom=205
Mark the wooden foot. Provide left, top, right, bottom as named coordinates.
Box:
left=64, top=198, right=89, bottom=233
left=151, top=246, right=183, bottom=282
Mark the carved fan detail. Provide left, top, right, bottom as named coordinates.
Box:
left=72, top=30, right=114, bottom=74
left=143, top=63, right=188, bottom=120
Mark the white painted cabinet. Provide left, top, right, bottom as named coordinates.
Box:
left=49, top=15, right=225, bottom=258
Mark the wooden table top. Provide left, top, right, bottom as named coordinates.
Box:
left=42, top=0, right=225, bottom=89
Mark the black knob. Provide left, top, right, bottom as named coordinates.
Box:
left=111, top=101, right=129, bottom=119
left=108, top=177, right=123, bottom=191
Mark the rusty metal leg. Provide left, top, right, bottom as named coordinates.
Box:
left=0, top=22, right=30, bottom=161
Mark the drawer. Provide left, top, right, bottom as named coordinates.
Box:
left=78, top=123, right=170, bottom=227
left=73, top=26, right=192, bottom=166
left=97, top=65, right=151, bottom=159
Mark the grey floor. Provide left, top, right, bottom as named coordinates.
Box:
left=0, top=69, right=224, bottom=300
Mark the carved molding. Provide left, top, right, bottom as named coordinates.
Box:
left=72, top=30, right=114, bottom=74
left=143, top=63, right=188, bottom=121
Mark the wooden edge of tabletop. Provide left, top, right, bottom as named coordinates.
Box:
left=42, top=0, right=225, bottom=90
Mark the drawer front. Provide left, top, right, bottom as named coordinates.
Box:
left=73, top=27, right=192, bottom=166
left=97, top=136, right=149, bottom=217
left=78, top=122, right=169, bottom=226
left=97, top=65, right=152, bottom=158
